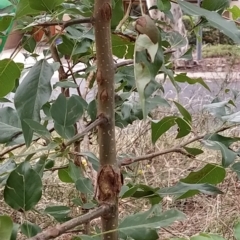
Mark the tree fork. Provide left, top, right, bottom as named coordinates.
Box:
left=94, top=1, right=122, bottom=240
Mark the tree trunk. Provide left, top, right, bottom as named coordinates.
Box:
left=94, top=1, right=121, bottom=240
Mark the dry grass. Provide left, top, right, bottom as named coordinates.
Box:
left=1, top=59, right=240, bottom=240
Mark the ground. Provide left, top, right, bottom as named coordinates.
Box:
left=179, top=57, right=240, bottom=72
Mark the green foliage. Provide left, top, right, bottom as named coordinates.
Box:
left=0, top=0, right=240, bottom=239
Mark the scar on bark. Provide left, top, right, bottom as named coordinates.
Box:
left=97, top=165, right=122, bottom=204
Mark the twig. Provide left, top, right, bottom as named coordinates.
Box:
left=115, top=60, right=133, bottom=69
left=35, top=17, right=93, bottom=30
left=120, top=125, right=238, bottom=166
left=28, top=205, right=111, bottom=240
left=65, top=116, right=108, bottom=147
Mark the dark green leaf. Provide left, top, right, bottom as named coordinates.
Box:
left=29, top=0, right=64, bottom=11
left=20, top=222, right=41, bottom=237
left=87, top=99, right=97, bottom=122
left=151, top=116, right=177, bottom=144
left=54, top=122, right=75, bottom=139
left=53, top=81, right=78, bottom=89
left=10, top=223, right=19, bottom=240
left=0, top=107, right=22, bottom=144
left=68, top=161, right=83, bottom=182
left=0, top=59, right=22, bottom=98
left=174, top=102, right=192, bottom=123
left=0, top=215, right=13, bottom=240
left=174, top=73, right=210, bottom=91
left=190, top=233, right=226, bottom=240
left=44, top=206, right=71, bottom=222
left=14, top=59, right=54, bottom=146
left=15, top=0, right=40, bottom=18
left=4, top=162, right=42, bottom=211
left=22, top=36, right=36, bottom=53
left=119, top=208, right=185, bottom=240
left=0, top=15, right=13, bottom=31
left=158, top=182, right=223, bottom=199
left=75, top=177, right=94, bottom=194
left=181, top=164, right=226, bottom=184
left=183, top=147, right=203, bottom=156
left=50, top=94, right=84, bottom=127
left=112, top=34, right=134, bottom=59
left=58, top=166, right=74, bottom=183
left=204, top=133, right=240, bottom=147
left=0, top=159, right=16, bottom=187
left=111, top=0, right=124, bottom=28
left=24, top=119, right=51, bottom=141
left=45, top=159, right=54, bottom=169
left=175, top=118, right=191, bottom=138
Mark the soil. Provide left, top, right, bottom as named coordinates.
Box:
left=177, top=57, right=240, bottom=72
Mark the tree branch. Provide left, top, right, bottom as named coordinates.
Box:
left=120, top=125, right=238, bottom=166
left=65, top=115, right=108, bottom=147
left=35, top=17, right=94, bottom=30
left=28, top=205, right=111, bottom=240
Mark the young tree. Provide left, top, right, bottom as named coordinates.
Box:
left=0, top=0, right=240, bottom=239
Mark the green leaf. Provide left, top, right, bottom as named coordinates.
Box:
left=0, top=98, right=12, bottom=103
left=175, top=118, right=191, bottom=138
left=119, top=208, right=185, bottom=240
left=231, top=162, right=240, bottom=179
left=174, top=102, right=192, bottom=123
left=81, top=152, right=99, bottom=171
left=112, top=34, right=134, bottom=59
left=158, top=182, right=223, bottom=199
left=181, top=164, right=226, bottom=184
left=20, top=222, right=41, bottom=237
left=4, top=161, right=42, bottom=211
left=75, top=177, right=94, bottom=194
left=0, top=215, right=13, bottom=240
left=202, top=140, right=237, bottom=167
left=10, top=223, right=19, bottom=240
left=14, top=59, right=54, bottom=147
left=151, top=116, right=177, bottom=144
left=29, top=0, right=64, bottom=11
left=22, top=35, right=36, bottom=53
left=0, top=59, right=22, bottom=98
left=58, top=166, right=74, bottom=183
left=54, top=122, right=75, bottom=139
left=87, top=99, right=97, bottom=122
left=0, top=15, right=13, bottom=31
left=234, top=222, right=240, bottom=240
left=24, top=119, right=51, bottom=141
left=183, top=147, right=203, bottom=156
left=228, top=5, right=240, bottom=20
left=15, top=0, right=40, bottom=18
left=45, top=159, right=54, bottom=169
left=68, top=161, right=83, bottom=182
left=0, top=159, right=16, bottom=187
left=174, top=73, right=210, bottom=91
left=201, top=0, right=229, bottom=13
left=157, top=0, right=171, bottom=12
left=44, top=206, right=71, bottom=222
left=204, top=133, right=240, bottom=147
left=111, top=0, right=124, bottom=29
left=178, top=1, right=240, bottom=44
left=33, top=155, right=47, bottom=178
left=0, top=107, right=22, bottom=144
left=50, top=94, right=84, bottom=127
left=190, top=233, right=226, bottom=240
